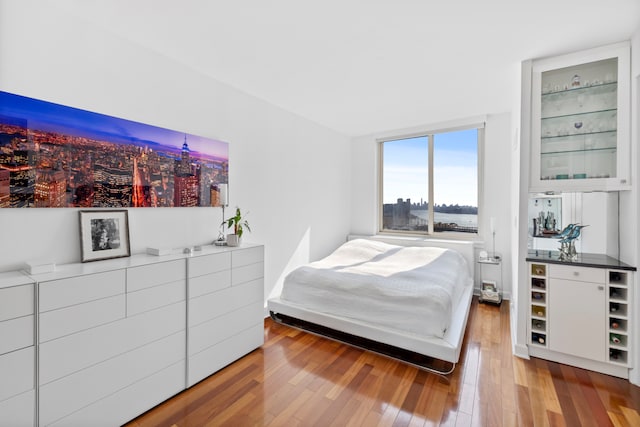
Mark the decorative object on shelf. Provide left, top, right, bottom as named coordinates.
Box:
left=79, top=210, right=130, bottom=262
left=555, top=223, right=588, bottom=261
left=222, top=206, right=251, bottom=247
left=213, top=184, right=229, bottom=246
left=0, top=90, right=229, bottom=209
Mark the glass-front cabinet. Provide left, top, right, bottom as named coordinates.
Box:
left=530, top=42, right=630, bottom=192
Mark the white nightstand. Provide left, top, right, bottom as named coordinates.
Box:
left=478, top=256, right=503, bottom=305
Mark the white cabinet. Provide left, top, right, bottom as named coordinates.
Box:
left=529, top=42, right=631, bottom=192
left=0, top=243, right=264, bottom=426
left=187, top=245, right=264, bottom=386
left=527, top=261, right=634, bottom=378
left=0, top=272, right=36, bottom=427
left=38, top=262, right=187, bottom=426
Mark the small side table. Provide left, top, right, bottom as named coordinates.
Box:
left=478, top=256, right=503, bottom=305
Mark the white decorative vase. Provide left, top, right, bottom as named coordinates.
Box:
left=226, top=234, right=241, bottom=247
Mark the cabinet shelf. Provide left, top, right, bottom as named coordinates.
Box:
left=541, top=108, right=617, bottom=122
left=541, top=129, right=616, bottom=141
left=608, top=349, right=628, bottom=364
left=541, top=146, right=616, bottom=157
left=531, top=319, right=546, bottom=332
left=541, top=81, right=617, bottom=97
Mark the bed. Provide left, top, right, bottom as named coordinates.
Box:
left=267, top=237, right=475, bottom=374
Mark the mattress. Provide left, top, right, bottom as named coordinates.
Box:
left=280, top=239, right=473, bottom=339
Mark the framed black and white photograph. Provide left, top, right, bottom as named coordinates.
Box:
left=79, top=210, right=130, bottom=262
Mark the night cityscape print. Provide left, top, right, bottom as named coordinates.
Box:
left=0, top=91, right=229, bottom=209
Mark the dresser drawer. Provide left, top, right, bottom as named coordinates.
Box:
left=189, top=252, right=231, bottom=278
left=232, top=246, right=264, bottom=268
left=0, top=284, right=34, bottom=322
left=189, top=270, right=231, bottom=298
left=0, top=346, right=35, bottom=402
left=0, top=315, right=34, bottom=355
left=127, top=279, right=185, bottom=316
left=39, top=294, right=126, bottom=343
left=127, top=260, right=185, bottom=292
left=548, top=264, right=605, bottom=283
left=40, top=270, right=125, bottom=313
left=232, top=262, right=264, bottom=286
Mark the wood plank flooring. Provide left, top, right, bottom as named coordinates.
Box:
left=125, top=298, right=640, bottom=426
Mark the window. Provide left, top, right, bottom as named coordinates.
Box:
left=379, top=125, right=482, bottom=235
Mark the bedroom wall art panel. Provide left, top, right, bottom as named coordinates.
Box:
left=0, top=91, right=229, bottom=208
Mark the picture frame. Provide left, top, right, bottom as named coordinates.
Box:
left=79, top=210, right=131, bottom=262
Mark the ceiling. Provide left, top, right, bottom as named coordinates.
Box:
left=57, top=0, right=639, bottom=136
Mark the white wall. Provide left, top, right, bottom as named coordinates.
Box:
left=0, top=1, right=352, bottom=301
left=350, top=113, right=514, bottom=297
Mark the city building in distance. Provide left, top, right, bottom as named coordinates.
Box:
left=0, top=91, right=229, bottom=208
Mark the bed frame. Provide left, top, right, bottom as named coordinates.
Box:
left=268, top=236, right=475, bottom=375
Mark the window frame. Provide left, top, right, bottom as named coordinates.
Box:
left=377, top=121, right=485, bottom=238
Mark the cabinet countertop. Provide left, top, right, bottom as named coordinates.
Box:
left=526, top=250, right=636, bottom=271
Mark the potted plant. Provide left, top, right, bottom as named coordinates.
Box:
left=222, top=207, right=250, bottom=246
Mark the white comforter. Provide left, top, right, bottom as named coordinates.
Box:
left=280, top=239, right=472, bottom=339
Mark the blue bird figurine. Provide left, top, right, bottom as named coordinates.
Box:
left=560, top=225, right=588, bottom=243
left=555, top=223, right=576, bottom=239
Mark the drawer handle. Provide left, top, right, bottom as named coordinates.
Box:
left=573, top=271, right=579, bottom=276
left=597, top=286, right=604, bottom=291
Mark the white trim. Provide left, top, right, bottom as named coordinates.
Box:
left=374, top=115, right=487, bottom=143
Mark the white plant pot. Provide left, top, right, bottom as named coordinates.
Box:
left=226, top=234, right=241, bottom=247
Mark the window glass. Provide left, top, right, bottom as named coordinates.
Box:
left=381, top=136, right=428, bottom=232
left=380, top=126, right=480, bottom=235
left=433, top=129, right=478, bottom=233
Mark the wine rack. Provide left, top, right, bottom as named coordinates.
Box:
left=529, top=263, right=548, bottom=347
left=607, top=270, right=630, bottom=365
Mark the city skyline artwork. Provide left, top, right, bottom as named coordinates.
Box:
left=0, top=91, right=229, bottom=208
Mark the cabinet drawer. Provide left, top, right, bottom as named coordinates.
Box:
left=0, top=389, right=35, bottom=427
left=189, top=301, right=263, bottom=356
left=548, top=264, right=605, bottom=283
left=127, top=260, right=185, bottom=292
left=39, top=294, right=126, bottom=343
left=48, top=361, right=184, bottom=427
left=189, top=252, right=231, bottom=278
left=189, top=270, right=231, bottom=299
left=39, top=331, right=185, bottom=427
left=189, top=279, right=263, bottom=327
left=188, top=324, right=263, bottom=387
left=232, top=262, right=264, bottom=286
left=39, top=270, right=125, bottom=313
left=232, top=246, right=264, bottom=268
left=0, top=284, right=34, bottom=322
left=127, top=279, right=185, bottom=316
left=39, top=301, right=185, bottom=386
left=0, top=315, right=34, bottom=355
left=0, top=346, right=34, bottom=402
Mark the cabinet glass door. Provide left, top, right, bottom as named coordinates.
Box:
left=529, top=42, right=630, bottom=192
left=540, top=58, right=617, bottom=181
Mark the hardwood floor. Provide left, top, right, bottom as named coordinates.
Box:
left=125, top=298, right=640, bottom=426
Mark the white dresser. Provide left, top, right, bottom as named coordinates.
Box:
left=0, top=271, right=36, bottom=427
left=187, top=245, right=264, bottom=386
left=0, top=243, right=264, bottom=426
